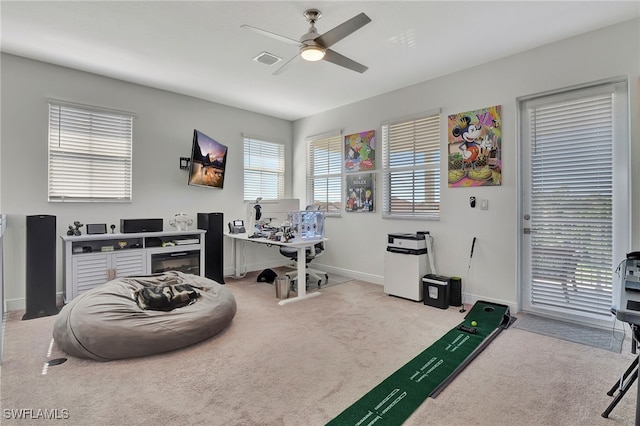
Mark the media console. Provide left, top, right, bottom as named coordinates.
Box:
left=61, top=230, right=206, bottom=302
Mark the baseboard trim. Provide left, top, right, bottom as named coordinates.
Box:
left=224, top=262, right=384, bottom=286
left=224, top=260, right=291, bottom=278
left=6, top=293, right=65, bottom=313
left=307, top=263, right=383, bottom=286
left=5, top=297, right=25, bottom=312
left=462, top=292, right=517, bottom=314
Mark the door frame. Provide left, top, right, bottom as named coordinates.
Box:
left=516, top=77, right=631, bottom=327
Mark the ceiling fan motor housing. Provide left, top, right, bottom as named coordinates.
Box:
left=300, top=9, right=325, bottom=60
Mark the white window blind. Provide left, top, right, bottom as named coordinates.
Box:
left=381, top=113, right=440, bottom=219
left=307, top=132, right=342, bottom=214
left=48, top=102, right=133, bottom=202
left=527, top=92, right=615, bottom=316
left=243, top=136, right=284, bottom=201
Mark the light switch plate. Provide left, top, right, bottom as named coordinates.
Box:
left=480, top=199, right=488, bottom=210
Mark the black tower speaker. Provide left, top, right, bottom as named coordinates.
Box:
left=197, top=212, right=224, bottom=284
left=23, top=215, right=59, bottom=320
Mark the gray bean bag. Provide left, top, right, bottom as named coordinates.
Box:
left=53, top=271, right=236, bottom=361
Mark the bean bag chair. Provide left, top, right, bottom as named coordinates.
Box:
left=53, top=271, right=236, bottom=361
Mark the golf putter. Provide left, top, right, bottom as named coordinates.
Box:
left=461, top=237, right=476, bottom=313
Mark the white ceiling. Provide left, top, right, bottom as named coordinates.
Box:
left=2, top=1, right=639, bottom=121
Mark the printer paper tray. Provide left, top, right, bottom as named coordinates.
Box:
left=386, top=247, right=427, bottom=255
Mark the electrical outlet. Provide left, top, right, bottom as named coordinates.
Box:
left=480, top=199, right=488, bottom=210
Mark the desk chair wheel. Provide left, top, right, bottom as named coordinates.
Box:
left=287, top=274, right=324, bottom=291
left=304, top=273, right=321, bottom=289
left=317, top=273, right=329, bottom=288
left=310, top=272, right=327, bottom=288
left=286, top=277, right=309, bottom=292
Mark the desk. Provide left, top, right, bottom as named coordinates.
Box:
left=225, top=233, right=326, bottom=305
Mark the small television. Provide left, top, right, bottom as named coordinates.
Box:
left=188, top=129, right=228, bottom=189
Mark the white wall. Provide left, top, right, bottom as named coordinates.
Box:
left=292, top=19, right=640, bottom=311
left=0, top=54, right=293, bottom=310
left=2, top=20, right=638, bottom=313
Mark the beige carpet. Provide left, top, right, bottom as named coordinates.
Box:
left=1, top=273, right=637, bottom=425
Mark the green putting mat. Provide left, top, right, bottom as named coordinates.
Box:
left=327, top=301, right=511, bottom=426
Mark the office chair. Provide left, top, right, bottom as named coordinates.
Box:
left=280, top=205, right=329, bottom=290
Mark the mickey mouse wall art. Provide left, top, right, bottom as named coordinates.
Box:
left=447, top=105, right=502, bottom=188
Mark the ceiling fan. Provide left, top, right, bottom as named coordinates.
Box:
left=242, top=8, right=371, bottom=75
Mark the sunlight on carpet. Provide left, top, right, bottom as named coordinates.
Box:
left=513, top=314, right=624, bottom=353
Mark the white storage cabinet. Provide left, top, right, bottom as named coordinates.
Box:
left=61, top=230, right=206, bottom=302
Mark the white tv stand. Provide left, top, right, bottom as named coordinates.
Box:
left=61, top=230, right=206, bottom=302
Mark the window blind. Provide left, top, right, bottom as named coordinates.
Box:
left=307, top=133, right=342, bottom=214
left=48, top=102, right=133, bottom=202
left=243, top=136, right=284, bottom=201
left=528, top=93, right=614, bottom=316
left=382, top=113, right=440, bottom=219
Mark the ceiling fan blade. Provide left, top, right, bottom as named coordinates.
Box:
left=315, top=12, right=371, bottom=48
left=241, top=24, right=302, bottom=46
left=323, top=49, right=368, bottom=73
left=273, top=54, right=301, bottom=76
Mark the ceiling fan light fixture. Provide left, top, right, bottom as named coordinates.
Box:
left=300, top=45, right=325, bottom=61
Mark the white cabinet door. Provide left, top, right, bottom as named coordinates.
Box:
left=71, top=250, right=146, bottom=299
left=113, top=250, right=146, bottom=279
left=72, top=254, right=111, bottom=298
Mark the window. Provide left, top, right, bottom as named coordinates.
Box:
left=48, top=101, right=133, bottom=202
left=381, top=111, right=440, bottom=219
left=243, top=136, right=284, bottom=201
left=307, top=131, right=342, bottom=214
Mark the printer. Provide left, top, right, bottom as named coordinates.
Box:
left=614, top=252, right=640, bottom=325
left=387, top=233, right=428, bottom=253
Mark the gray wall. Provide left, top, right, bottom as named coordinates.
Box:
left=292, top=19, right=640, bottom=310
left=0, top=54, right=293, bottom=310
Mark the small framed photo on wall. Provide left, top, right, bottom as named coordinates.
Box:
left=344, top=130, right=375, bottom=173
left=345, top=172, right=375, bottom=213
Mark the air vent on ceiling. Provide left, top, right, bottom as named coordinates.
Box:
left=253, top=52, right=282, bottom=66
